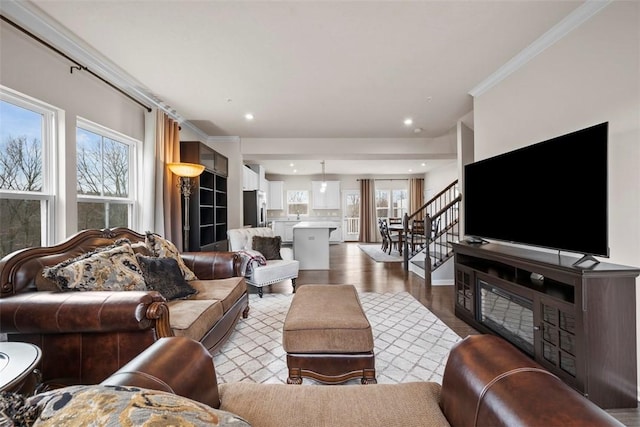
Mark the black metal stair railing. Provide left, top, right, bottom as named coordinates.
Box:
left=402, top=180, right=461, bottom=276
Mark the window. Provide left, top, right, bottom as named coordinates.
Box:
left=76, top=119, right=137, bottom=230
left=0, top=89, right=55, bottom=258
left=375, top=184, right=408, bottom=220
left=287, top=190, right=309, bottom=217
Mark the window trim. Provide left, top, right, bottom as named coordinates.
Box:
left=0, top=86, right=57, bottom=247
left=76, top=117, right=140, bottom=229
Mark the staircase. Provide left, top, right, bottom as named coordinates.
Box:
left=402, top=181, right=461, bottom=280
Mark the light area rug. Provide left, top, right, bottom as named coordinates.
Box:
left=358, top=244, right=403, bottom=262
left=213, top=291, right=462, bottom=385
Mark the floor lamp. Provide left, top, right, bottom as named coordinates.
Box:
left=167, top=162, right=205, bottom=251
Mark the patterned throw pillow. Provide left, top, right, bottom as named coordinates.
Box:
left=145, top=232, right=197, bottom=281
left=42, top=242, right=146, bottom=292
left=27, top=385, right=252, bottom=427
left=136, top=254, right=198, bottom=300
left=252, top=236, right=282, bottom=261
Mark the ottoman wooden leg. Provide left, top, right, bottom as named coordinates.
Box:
left=287, top=367, right=303, bottom=385
left=362, top=368, right=377, bottom=385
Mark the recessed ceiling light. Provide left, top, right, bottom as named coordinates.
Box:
left=244, top=113, right=254, bottom=121
left=289, top=163, right=294, bottom=167
left=408, top=169, right=413, bottom=172
left=293, top=169, right=297, bottom=173
left=403, top=118, right=413, bottom=126
left=421, top=162, right=426, bottom=167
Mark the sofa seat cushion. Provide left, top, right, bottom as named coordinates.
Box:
left=27, top=384, right=251, bottom=426
left=219, top=382, right=449, bottom=427
left=167, top=299, right=224, bottom=342
left=250, top=259, right=299, bottom=287
left=189, top=277, right=246, bottom=312
left=283, top=284, right=373, bottom=353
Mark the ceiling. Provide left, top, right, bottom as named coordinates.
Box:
left=10, top=1, right=583, bottom=175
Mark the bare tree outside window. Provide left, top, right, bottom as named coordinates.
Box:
left=0, top=100, right=45, bottom=258
left=77, top=126, right=131, bottom=229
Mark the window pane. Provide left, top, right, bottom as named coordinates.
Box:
left=78, top=202, right=129, bottom=230
left=108, top=203, right=128, bottom=227
left=287, top=190, right=309, bottom=216
left=77, top=127, right=103, bottom=196
left=77, top=129, right=130, bottom=197
left=0, top=199, right=41, bottom=258
left=392, top=189, right=408, bottom=217
left=375, top=190, right=389, bottom=218
left=0, top=101, right=43, bottom=192
left=78, top=202, right=105, bottom=230
left=103, top=137, right=129, bottom=197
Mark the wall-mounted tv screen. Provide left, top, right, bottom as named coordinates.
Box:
left=464, top=122, right=608, bottom=258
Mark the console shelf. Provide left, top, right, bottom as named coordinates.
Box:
left=453, top=241, right=639, bottom=409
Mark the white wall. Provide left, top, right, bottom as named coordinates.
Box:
left=0, top=22, right=145, bottom=241
left=472, top=0, right=640, bottom=396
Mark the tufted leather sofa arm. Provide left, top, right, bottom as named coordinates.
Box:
left=102, top=336, right=220, bottom=409
left=0, top=291, right=171, bottom=335
left=440, top=335, right=623, bottom=427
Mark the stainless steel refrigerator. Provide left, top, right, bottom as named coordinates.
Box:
left=243, top=190, right=267, bottom=227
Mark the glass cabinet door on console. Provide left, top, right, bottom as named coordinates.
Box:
left=454, top=264, right=475, bottom=322
left=533, top=296, right=582, bottom=391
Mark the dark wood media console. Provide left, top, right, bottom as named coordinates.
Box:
left=452, top=241, right=639, bottom=409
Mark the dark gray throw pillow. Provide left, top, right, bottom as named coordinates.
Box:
left=135, top=254, right=198, bottom=300
left=252, top=236, right=282, bottom=260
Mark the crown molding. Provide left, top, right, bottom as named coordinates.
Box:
left=208, top=136, right=241, bottom=144
left=0, top=0, right=192, bottom=126
left=469, top=0, right=611, bottom=97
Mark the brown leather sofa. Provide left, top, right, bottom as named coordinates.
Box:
left=101, top=334, right=623, bottom=427
left=0, top=227, right=249, bottom=386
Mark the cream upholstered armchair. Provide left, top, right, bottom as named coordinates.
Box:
left=227, top=227, right=299, bottom=297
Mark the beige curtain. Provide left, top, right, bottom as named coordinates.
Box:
left=409, top=178, right=425, bottom=220
left=358, top=179, right=379, bottom=242
left=158, top=111, right=183, bottom=249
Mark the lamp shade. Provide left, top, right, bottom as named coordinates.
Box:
left=167, top=162, right=205, bottom=177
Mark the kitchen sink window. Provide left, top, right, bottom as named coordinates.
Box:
left=287, top=190, right=309, bottom=218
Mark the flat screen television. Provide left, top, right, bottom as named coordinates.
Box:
left=464, top=122, right=609, bottom=260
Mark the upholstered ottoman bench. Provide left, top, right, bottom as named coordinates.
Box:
left=282, top=284, right=376, bottom=385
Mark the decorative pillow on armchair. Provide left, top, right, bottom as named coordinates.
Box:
left=42, top=241, right=146, bottom=292
left=145, top=232, right=197, bottom=281
left=252, top=236, right=282, bottom=260
left=27, top=385, right=251, bottom=427
left=136, top=254, right=198, bottom=300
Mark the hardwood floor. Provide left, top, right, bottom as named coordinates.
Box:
left=261, top=242, right=638, bottom=426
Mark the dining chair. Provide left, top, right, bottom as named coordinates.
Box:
left=381, top=221, right=400, bottom=254
left=409, top=219, right=427, bottom=251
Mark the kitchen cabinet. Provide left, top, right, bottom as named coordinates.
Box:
left=312, top=181, right=340, bottom=209
left=243, top=166, right=258, bottom=190
left=268, top=181, right=284, bottom=210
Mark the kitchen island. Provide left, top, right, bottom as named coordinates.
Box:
left=293, top=221, right=338, bottom=270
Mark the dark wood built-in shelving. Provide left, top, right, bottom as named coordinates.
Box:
left=180, top=141, right=228, bottom=252
left=453, top=241, right=639, bottom=410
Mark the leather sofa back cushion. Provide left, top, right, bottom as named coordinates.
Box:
left=27, top=385, right=251, bottom=426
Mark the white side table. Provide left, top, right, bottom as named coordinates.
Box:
left=0, top=342, right=42, bottom=394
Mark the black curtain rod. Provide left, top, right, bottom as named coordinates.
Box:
left=1, top=15, right=152, bottom=113
left=357, top=178, right=409, bottom=181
